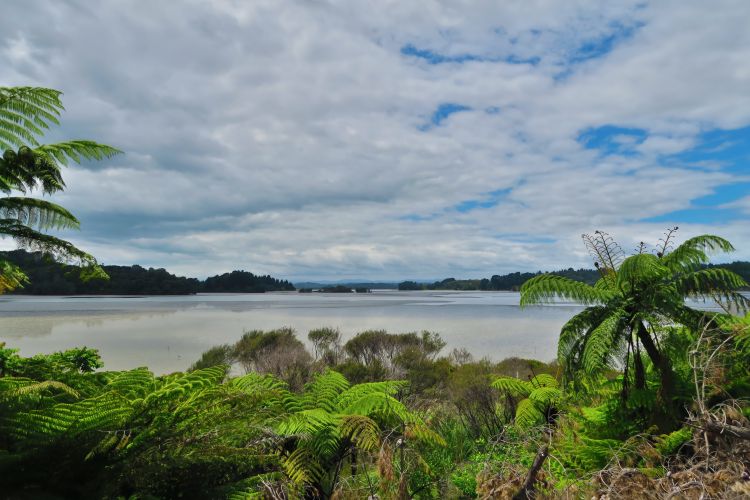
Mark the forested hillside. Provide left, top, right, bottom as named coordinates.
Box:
left=1, top=250, right=294, bottom=294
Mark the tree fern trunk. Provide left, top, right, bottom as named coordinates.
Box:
left=636, top=321, right=677, bottom=426
left=634, top=341, right=646, bottom=390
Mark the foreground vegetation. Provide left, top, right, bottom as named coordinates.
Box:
left=2, top=230, right=750, bottom=498
left=2, top=319, right=749, bottom=498
left=2, top=86, right=750, bottom=498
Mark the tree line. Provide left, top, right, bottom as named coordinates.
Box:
left=399, top=261, right=750, bottom=291
left=1, top=250, right=294, bottom=294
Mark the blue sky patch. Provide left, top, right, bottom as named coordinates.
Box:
left=664, top=125, right=750, bottom=175
left=568, top=21, right=644, bottom=65
left=643, top=207, right=745, bottom=225
left=578, top=125, right=647, bottom=155
left=398, top=213, right=438, bottom=222
left=642, top=126, right=750, bottom=224
left=692, top=182, right=750, bottom=207
left=401, top=44, right=539, bottom=66
left=454, top=188, right=512, bottom=213
left=418, top=103, right=471, bottom=130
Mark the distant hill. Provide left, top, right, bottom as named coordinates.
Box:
left=293, top=281, right=399, bottom=290
left=1, top=250, right=294, bottom=295
left=399, top=263, right=750, bottom=291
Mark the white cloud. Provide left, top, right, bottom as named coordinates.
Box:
left=0, top=0, right=748, bottom=280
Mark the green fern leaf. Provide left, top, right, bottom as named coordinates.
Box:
left=491, top=376, right=532, bottom=397
left=514, top=398, right=543, bottom=429
left=520, top=274, right=612, bottom=306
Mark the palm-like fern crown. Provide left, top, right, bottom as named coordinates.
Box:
left=0, top=87, right=121, bottom=287
left=520, top=229, right=748, bottom=382
left=492, top=374, right=561, bottom=429
left=238, top=369, right=443, bottom=492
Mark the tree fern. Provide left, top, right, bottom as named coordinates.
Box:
left=0, top=86, right=121, bottom=293
left=521, top=229, right=747, bottom=419
left=493, top=375, right=562, bottom=429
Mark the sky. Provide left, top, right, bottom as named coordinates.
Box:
left=1, top=0, right=749, bottom=281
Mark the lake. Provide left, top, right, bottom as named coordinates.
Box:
left=0, top=291, right=732, bottom=374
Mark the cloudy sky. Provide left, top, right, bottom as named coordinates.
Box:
left=1, top=0, right=749, bottom=281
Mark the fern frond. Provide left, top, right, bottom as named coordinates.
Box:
left=340, top=414, right=380, bottom=451
left=341, top=393, right=411, bottom=423
left=232, top=372, right=289, bottom=392
left=616, top=254, right=668, bottom=290
left=0, top=377, right=79, bottom=399
left=335, top=380, right=406, bottom=411
left=1, top=146, right=65, bottom=194
left=520, top=274, right=612, bottom=306
left=282, top=447, right=325, bottom=485
left=514, top=398, right=544, bottom=429
left=0, top=87, right=63, bottom=149
left=102, top=368, right=155, bottom=398
left=404, top=422, right=447, bottom=446
left=0, top=258, right=28, bottom=292
left=558, top=306, right=607, bottom=372
left=142, top=366, right=225, bottom=407
left=277, top=409, right=339, bottom=437
left=0, top=218, right=97, bottom=265
left=676, top=268, right=750, bottom=312
left=661, top=234, right=735, bottom=272
left=0, top=197, right=79, bottom=230
left=529, top=374, right=558, bottom=389
left=582, top=310, right=624, bottom=375
left=582, top=231, right=625, bottom=271
left=527, top=386, right=562, bottom=406
left=492, top=376, right=532, bottom=397
left=491, top=376, right=532, bottom=397
left=301, top=370, right=349, bottom=412
left=35, top=141, right=122, bottom=166
left=232, top=372, right=300, bottom=412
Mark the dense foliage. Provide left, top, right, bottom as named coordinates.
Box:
left=2, top=308, right=749, bottom=498
left=1, top=250, right=294, bottom=294
left=2, top=230, right=750, bottom=499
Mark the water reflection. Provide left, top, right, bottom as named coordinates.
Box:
left=0, top=291, right=738, bottom=374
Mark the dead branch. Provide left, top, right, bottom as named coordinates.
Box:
left=512, top=443, right=549, bottom=500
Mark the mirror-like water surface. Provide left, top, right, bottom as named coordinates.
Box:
left=0, top=291, right=733, bottom=373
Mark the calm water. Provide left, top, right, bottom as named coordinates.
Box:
left=0, top=291, right=730, bottom=374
